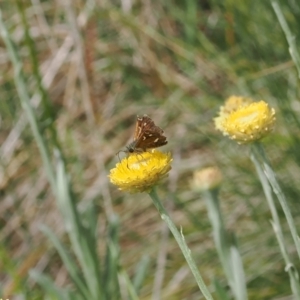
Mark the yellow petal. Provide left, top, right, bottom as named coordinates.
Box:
left=220, top=101, right=276, bottom=144
left=214, top=95, right=253, bottom=132
left=109, top=150, right=172, bottom=193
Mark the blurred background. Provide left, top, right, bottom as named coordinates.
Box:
left=1, top=0, right=300, bottom=299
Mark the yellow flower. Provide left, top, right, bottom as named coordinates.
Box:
left=216, top=100, right=276, bottom=144
left=191, top=167, right=223, bottom=191
left=109, top=150, right=172, bottom=193
left=214, top=95, right=253, bottom=131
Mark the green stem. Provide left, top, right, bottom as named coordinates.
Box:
left=204, top=190, right=247, bottom=300
left=254, top=143, right=300, bottom=260
left=271, top=0, right=300, bottom=79
left=119, top=269, right=140, bottom=300
left=0, top=10, right=56, bottom=193
left=16, top=0, right=54, bottom=118
left=251, top=144, right=300, bottom=298
left=204, top=190, right=231, bottom=280
left=250, top=147, right=289, bottom=262
left=16, top=0, right=62, bottom=153
left=149, top=188, right=213, bottom=300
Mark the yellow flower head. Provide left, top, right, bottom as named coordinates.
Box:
left=109, top=150, right=172, bottom=193
left=214, top=95, right=253, bottom=131
left=191, top=167, right=223, bottom=191
left=216, top=100, right=276, bottom=144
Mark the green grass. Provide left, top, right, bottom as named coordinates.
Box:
left=1, top=0, right=300, bottom=299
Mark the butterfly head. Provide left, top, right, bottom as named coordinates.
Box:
left=126, top=141, right=137, bottom=153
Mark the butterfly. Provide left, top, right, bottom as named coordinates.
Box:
left=125, top=115, right=168, bottom=153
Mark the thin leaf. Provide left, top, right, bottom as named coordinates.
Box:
left=40, top=225, right=90, bottom=299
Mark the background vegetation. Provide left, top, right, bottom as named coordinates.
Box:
left=1, top=0, right=300, bottom=299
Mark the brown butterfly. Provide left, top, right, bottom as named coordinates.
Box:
left=125, top=115, right=168, bottom=153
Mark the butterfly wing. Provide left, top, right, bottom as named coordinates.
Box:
left=134, top=115, right=168, bottom=149
left=133, top=115, right=155, bottom=140
left=136, top=130, right=168, bottom=148
left=133, top=116, right=145, bottom=141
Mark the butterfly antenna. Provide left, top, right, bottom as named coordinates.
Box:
left=116, top=150, right=126, bottom=163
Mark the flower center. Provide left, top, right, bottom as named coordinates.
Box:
left=237, top=110, right=258, bottom=124
left=129, top=156, right=151, bottom=169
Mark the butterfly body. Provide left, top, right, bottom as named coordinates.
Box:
left=126, top=115, right=167, bottom=153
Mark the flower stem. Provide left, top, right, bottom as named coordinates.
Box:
left=149, top=188, right=213, bottom=300
left=253, top=143, right=300, bottom=260
left=204, top=189, right=247, bottom=300
left=271, top=0, right=300, bottom=79
left=251, top=144, right=300, bottom=298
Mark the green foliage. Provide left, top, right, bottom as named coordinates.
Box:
left=1, top=0, right=300, bottom=299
